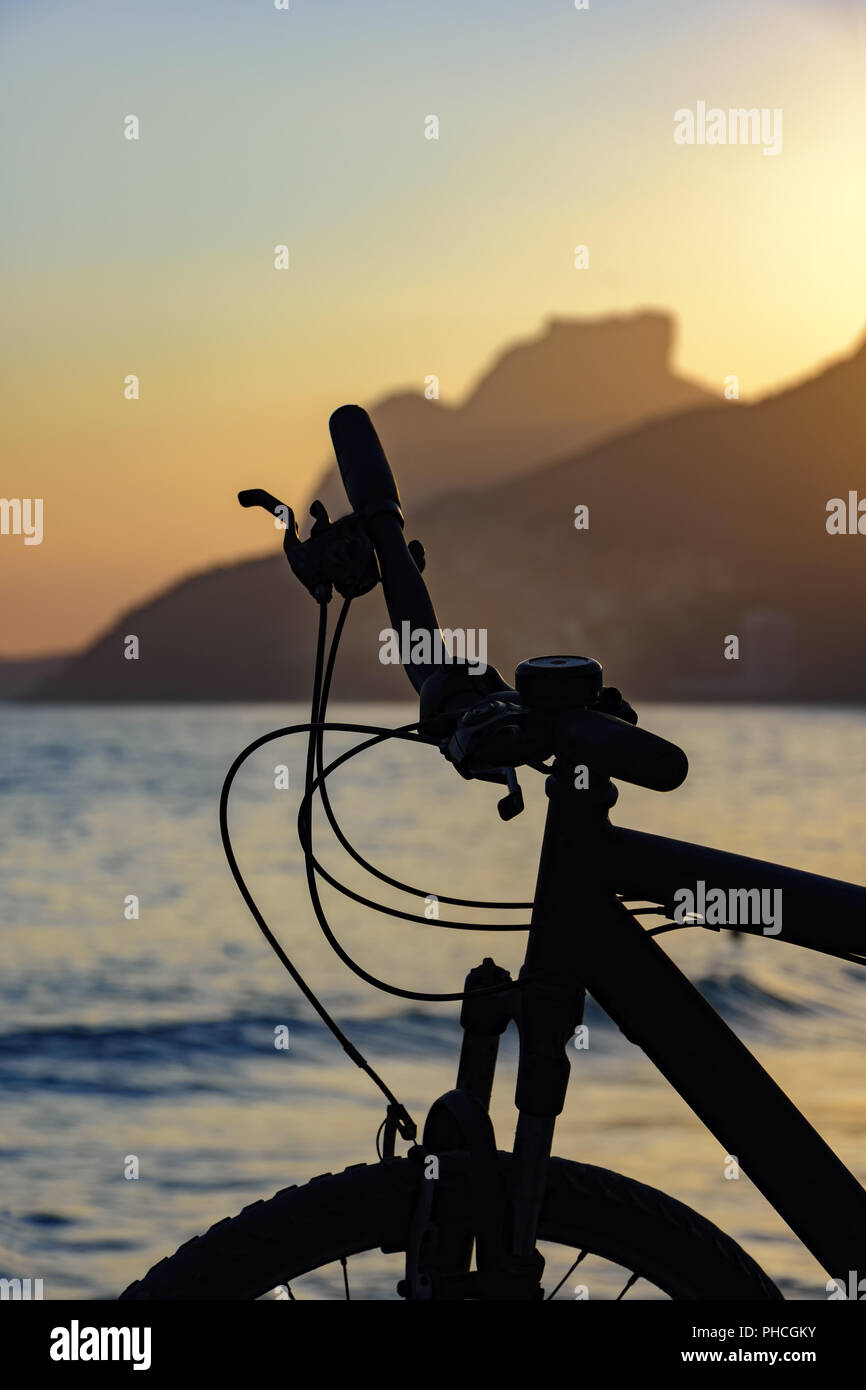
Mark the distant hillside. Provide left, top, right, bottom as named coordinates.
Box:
left=0, top=655, right=66, bottom=699
left=29, top=322, right=866, bottom=703
left=410, top=330, right=866, bottom=701
left=310, top=309, right=717, bottom=516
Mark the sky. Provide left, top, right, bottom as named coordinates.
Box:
left=1, top=0, right=864, bottom=655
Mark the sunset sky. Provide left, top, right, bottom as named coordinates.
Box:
left=1, top=0, right=864, bottom=655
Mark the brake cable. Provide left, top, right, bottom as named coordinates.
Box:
left=309, top=599, right=666, bottom=929
left=221, top=734, right=533, bottom=979
left=301, top=603, right=719, bottom=949
left=297, top=601, right=534, bottom=995
left=300, top=743, right=531, bottom=930
left=644, top=917, right=866, bottom=967
left=314, top=595, right=533, bottom=911
left=219, top=602, right=531, bottom=1135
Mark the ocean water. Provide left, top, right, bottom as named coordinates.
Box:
left=1, top=701, right=866, bottom=1300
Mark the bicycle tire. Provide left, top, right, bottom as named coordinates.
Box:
left=119, top=1152, right=782, bottom=1301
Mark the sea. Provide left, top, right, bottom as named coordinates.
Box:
left=1, top=702, right=865, bottom=1300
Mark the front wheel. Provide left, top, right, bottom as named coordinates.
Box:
left=119, top=1151, right=782, bottom=1301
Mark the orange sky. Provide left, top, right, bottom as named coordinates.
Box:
left=1, top=0, right=864, bottom=655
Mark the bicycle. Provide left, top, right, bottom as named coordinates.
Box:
left=120, top=405, right=866, bottom=1301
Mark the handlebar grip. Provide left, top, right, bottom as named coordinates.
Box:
left=329, top=405, right=400, bottom=510
left=329, top=403, right=445, bottom=695
left=566, top=708, right=689, bottom=792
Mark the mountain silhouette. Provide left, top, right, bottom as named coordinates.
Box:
left=310, top=310, right=716, bottom=515
left=411, top=328, right=866, bottom=700
left=27, top=315, right=866, bottom=703
left=0, top=655, right=66, bottom=699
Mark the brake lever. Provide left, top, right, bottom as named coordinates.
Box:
left=443, top=696, right=551, bottom=820
left=493, top=768, right=524, bottom=821
left=238, top=489, right=380, bottom=603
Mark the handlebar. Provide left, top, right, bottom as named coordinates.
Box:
left=563, top=709, right=688, bottom=793
left=329, top=405, right=446, bottom=694
left=329, top=405, right=401, bottom=510
left=327, top=403, right=687, bottom=795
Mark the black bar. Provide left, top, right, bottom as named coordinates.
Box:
left=602, top=824, right=866, bottom=956
left=328, top=403, right=446, bottom=693
left=10, top=1300, right=863, bottom=1367
left=572, top=872, right=866, bottom=1277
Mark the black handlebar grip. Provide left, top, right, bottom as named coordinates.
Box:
left=328, top=402, right=446, bottom=695
left=566, top=708, right=689, bottom=792
left=329, top=405, right=400, bottom=510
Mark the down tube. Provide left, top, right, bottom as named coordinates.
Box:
left=573, top=884, right=866, bottom=1280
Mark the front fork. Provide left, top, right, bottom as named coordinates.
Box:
left=508, top=762, right=608, bottom=1268
left=412, top=761, right=605, bottom=1298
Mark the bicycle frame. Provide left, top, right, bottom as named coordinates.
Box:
left=475, top=758, right=866, bottom=1287
left=251, top=407, right=866, bottom=1296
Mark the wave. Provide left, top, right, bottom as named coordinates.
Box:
left=0, top=1010, right=465, bottom=1096
left=0, top=970, right=833, bottom=1098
